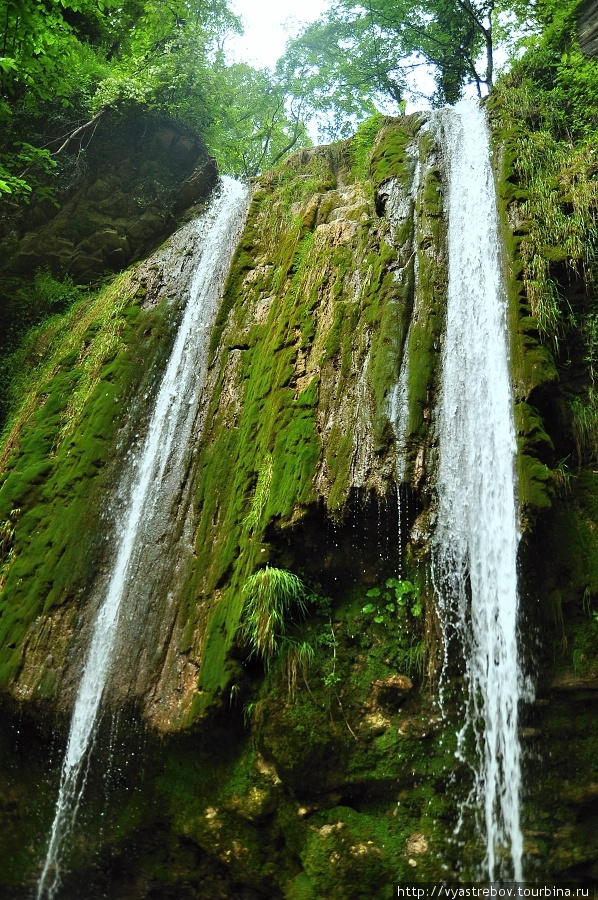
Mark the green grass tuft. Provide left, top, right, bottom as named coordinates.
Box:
left=241, top=566, right=307, bottom=666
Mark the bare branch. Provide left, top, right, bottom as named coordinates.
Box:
left=52, top=110, right=106, bottom=156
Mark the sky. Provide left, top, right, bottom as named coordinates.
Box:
left=227, top=0, right=329, bottom=70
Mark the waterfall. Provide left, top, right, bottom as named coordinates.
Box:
left=431, top=100, right=524, bottom=880
left=37, top=176, right=249, bottom=900
left=389, top=155, right=421, bottom=484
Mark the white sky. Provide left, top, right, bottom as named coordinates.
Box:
left=227, top=0, right=330, bottom=70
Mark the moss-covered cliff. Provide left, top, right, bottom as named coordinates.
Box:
left=1, top=78, right=598, bottom=897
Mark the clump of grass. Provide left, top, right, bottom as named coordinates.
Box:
left=241, top=566, right=307, bottom=666
left=282, top=639, right=315, bottom=699
left=492, top=78, right=598, bottom=349
left=402, top=638, right=425, bottom=680
left=571, top=390, right=598, bottom=464
left=552, top=455, right=575, bottom=494
left=243, top=453, right=273, bottom=532
left=517, top=137, right=598, bottom=346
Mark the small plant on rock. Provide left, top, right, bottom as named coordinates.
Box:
left=241, top=565, right=307, bottom=667
left=282, top=639, right=315, bottom=699
left=361, top=577, right=422, bottom=624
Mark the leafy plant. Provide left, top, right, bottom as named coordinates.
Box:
left=240, top=566, right=307, bottom=667
left=361, top=577, right=422, bottom=624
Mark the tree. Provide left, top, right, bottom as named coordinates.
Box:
left=204, top=63, right=311, bottom=177
left=0, top=0, right=307, bottom=198
left=279, top=0, right=534, bottom=131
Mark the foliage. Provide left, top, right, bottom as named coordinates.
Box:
left=241, top=566, right=308, bottom=667
left=277, top=0, right=533, bottom=137
left=361, top=577, right=422, bottom=624
left=0, top=0, right=308, bottom=200
left=0, top=142, right=57, bottom=200
left=203, top=63, right=311, bottom=177
left=489, top=0, right=598, bottom=471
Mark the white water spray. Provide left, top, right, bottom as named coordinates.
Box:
left=37, top=177, right=249, bottom=900
left=432, top=100, right=524, bottom=880
left=388, top=156, right=421, bottom=484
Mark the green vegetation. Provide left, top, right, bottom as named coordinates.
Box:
left=241, top=566, right=308, bottom=666
left=349, top=113, right=386, bottom=182
left=0, top=271, right=179, bottom=688
left=487, top=0, right=598, bottom=525
left=2, top=0, right=598, bottom=889
left=0, top=0, right=310, bottom=207
left=278, top=0, right=532, bottom=137
left=362, top=578, right=422, bottom=622
left=171, top=119, right=440, bottom=717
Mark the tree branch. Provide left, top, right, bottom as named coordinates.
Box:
left=52, top=110, right=106, bottom=156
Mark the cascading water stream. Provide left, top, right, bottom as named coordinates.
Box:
left=431, top=100, right=524, bottom=880
left=389, top=156, right=420, bottom=485
left=387, top=150, right=421, bottom=566
left=37, top=176, right=249, bottom=900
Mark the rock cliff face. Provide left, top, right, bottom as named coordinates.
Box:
left=0, top=104, right=597, bottom=897
left=0, top=112, right=218, bottom=284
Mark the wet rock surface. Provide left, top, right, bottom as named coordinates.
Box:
left=1, top=106, right=598, bottom=896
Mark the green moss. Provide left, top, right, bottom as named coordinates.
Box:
left=348, top=113, right=385, bottom=183
left=370, top=115, right=425, bottom=190
left=0, top=275, right=180, bottom=690
left=173, top=114, right=453, bottom=719
left=401, top=157, right=447, bottom=473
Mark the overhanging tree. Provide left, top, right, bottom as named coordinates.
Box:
left=279, top=0, right=535, bottom=130
left=0, top=0, right=307, bottom=198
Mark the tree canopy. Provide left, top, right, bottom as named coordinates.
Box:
left=277, top=0, right=535, bottom=132
left=0, top=0, right=594, bottom=199
left=0, top=0, right=308, bottom=197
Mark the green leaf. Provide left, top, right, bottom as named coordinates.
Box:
left=366, top=587, right=381, bottom=597
left=394, top=580, right=416, bottom=596
left=361, top=602, right=377, bottom=614
left=373, top=615, right=385, bottom=624
left=0, top=58, right=17, bottom=74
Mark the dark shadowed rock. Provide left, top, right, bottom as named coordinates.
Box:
left=0, top=111, right=219, bottom=284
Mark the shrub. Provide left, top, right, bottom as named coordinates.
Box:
left=241, top=566, right=307, bottom=666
